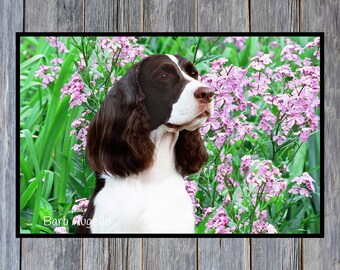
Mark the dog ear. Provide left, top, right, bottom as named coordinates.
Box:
left=86, top=63, right=154, bottom=177
left=175, top=129, right=208, bottom=176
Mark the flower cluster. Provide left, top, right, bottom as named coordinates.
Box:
left=46, top=36, right=69, bottom=53
left=225, top=36, right=248, bottom=50
left=61, top=72, right=90, bottom=109
left=214, top=154, right=237, bottom=194
left=54, top=226, right=68, bottom=234
left=70, top=111, right=90, bottom=154
left=200, top=60, right=258, bottom=146
left=205, top=206, right=235, bottom=234
left=34, top=57, right=63, bottom=88
left=289, top=172, right=316, bottom=197
left=72, top=198, right=89, bottom=226
left=305, top=37, right=320, bottom=60
left=185, top=180, right=201, bottom=224
left=243, top=159, right=288, bottom=201
left=98, top=36, right=145, bottom=68
left=201, top=39, right=320, bottom=148
left=251, top=220, right=277, bottom=234
left=250, top=209, right=276, bottom=233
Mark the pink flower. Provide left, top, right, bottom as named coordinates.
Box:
left=245, top=160, right=285, bottom=201
left=210, top=58, right=228, bottom=72
left=42, top=74, right=55, bottom=88
left=249, top=52, right=273, bottom=71
left=54, top=227, right=68, bottom=234
left=98, top=36, right=145, bottom=68
left=61, top=72, right=89, bottom=109
left=289, top=172, right=315, bottom=197
left=258, top=109, right=276, bottom=135
left=34, top=65, right=50, bottom=78
left=46, top=37, right=58, bottom=47
left=202, top=207, right=214, bottom=219
left=240, top=155, right=253, bottom=172
left=251, top=220, right=277, bottom=234
left=184, top=180, right=201, bottom=224
left=299, top=128, right=312, bottom=142
left=299, top=188, right=310, bottom=197
left=46, top=37, right=69, bottom=53
left=51, top=57, right=63, bottom=65
left=72, top=215, right=83, bottom=226
left=205, top=206, right=233, bottom=234
left=288, top=186, right=300, bottom=195
left=273, top=135, right=286, bottom=145
left=225, top=37, right=248, bottom=50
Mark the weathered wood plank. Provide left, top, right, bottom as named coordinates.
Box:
left=117, top=0, right=143, bottom=32
left=250, top=0, right=299, bottom=31
left=21, top=239, right=82, bottom=270
left=85, top=0, right=116, bottom=32
left=85, top=0, right=143, bottom=32
left=301, top=0, right=340, bottom=269
left=0, top=0, right=22, bottom=269
left=197, top=0, right=249, bottom=31
left=198, top=238, right=250, bottom=270
left=252, top=239, right=301, bottom=270
left=83, top=238, right=142, bottom=270
left=143, top=238, right=196, bottom=270
left=144, top=0, right=196, bottom=31
left=25, top=0, right=83, bottom=31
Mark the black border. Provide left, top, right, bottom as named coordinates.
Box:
left=16, top=32, right=324, bottom=238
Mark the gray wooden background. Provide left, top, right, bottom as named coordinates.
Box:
left=1, top=0, right=338, bottom=269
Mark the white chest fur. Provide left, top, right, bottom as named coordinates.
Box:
left=90, top=126, right=195, bottom=233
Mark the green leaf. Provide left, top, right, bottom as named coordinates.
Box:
left=20, top=54, right=46, bottom=71
left=39, top=198, right=54, bottom=222
left=20, top=179, right=38, bottom=211
left=21, top=129, right=40, bottom=175
left=41, top=170, right=54, bottom=199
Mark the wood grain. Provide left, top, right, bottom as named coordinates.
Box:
left=143, top=238, right=196, bottom=270
left=0, top=0, right=22, bottom=269
left=301, top=0, right=340, bottom=269
left=198, top=239, right=250, bottom=270
left=25, top=0, right=83, bottom=31
left=250, top=0, right=299, bottom=31
left=21, top=239, right=82, bottom=270
left=197, top=0, right=249, bottom=32
left=85, top=0, right=143, bottom=32
left=83, top=238, right=142, bottom=269
left=144, top=0, right=196, bottom=31
left=252, top=239, right=301, bottom=270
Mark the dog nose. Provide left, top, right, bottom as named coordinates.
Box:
left=194, top=87, right=214, bottom=103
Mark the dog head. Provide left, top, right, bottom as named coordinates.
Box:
left=86, top=54, right=214, bottom=177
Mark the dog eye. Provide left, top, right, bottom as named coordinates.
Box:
left=189, top=70, right=198, bottom=78
left=160, top=74, right=168, bottom=79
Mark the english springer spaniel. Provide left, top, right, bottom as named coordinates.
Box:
left=77, top=54, right=214, bottom=234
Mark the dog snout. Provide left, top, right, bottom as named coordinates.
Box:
left=194, top=87, right=214, bottom=103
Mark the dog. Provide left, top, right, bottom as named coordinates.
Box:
left=77, top=54, right=214, bottom=233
